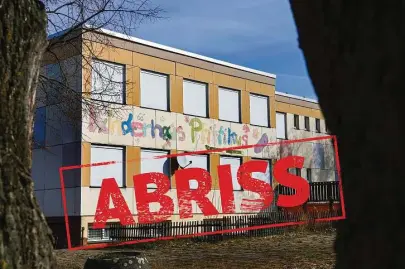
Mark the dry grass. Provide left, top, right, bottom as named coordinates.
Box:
left=56, top=230, right=336, bottom=269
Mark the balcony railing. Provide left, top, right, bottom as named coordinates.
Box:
left=277, top=181, right=340, bottom=203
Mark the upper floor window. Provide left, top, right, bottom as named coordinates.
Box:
left=185, top=154, right=209, bottom=189
left=90, top=145, right=125, bottom=187
left=140, top=149, right=170, bottom=189
left=315, top=118, right=321, bottom=133
left=250, top=94, right=269, bottom=127
left=276, top=112, right=287, bottom=139
left=92, top=59, right=125, bottom=104
left=295, top=168, right=301, bottom=177
left=218, top=87, right=240, bottom=123
left=183, top=80, right=208, bottom=117
left=140, top=70, right=169, bottom=111
left=294, top=114, right=299, bottom=129
left=219, top=156, right=242, bottom=190
left=304, top=116, right=310, bottom=131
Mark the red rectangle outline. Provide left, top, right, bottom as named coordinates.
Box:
left=59, top=135, right=346, bottom=250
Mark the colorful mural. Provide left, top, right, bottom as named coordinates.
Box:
left=82, top=105, right=279, bottom=158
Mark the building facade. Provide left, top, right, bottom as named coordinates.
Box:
left=32, top=28, right=337, bottom=248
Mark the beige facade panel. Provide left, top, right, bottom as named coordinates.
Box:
left=83, top=33, right=275, bottom=85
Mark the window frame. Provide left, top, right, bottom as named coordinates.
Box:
left=307, top=168, right=312, bottom=182
left=293, top=114, right=299, bottom=129
left=90, top=144, right=126, bottom=188
left=140, top=148, right=171, bottom=189
left=91, top=58, right=126, bottom=105
left=139, top=69, right=170, bottom=112
left=182, top=79, right=209, bottom=118
left=295, top=168, right=301, bottom=177
left=304, top=116, right=310, bottom=131
left=276, top=112, right=287, bottom=140
left=251, top=158, right=272, bottom=186
left=218, top=87, right=241, bottom=123
left=219, top=155, right=243, bottom=191
left=315, top=118, right=321, bottom=133
left=183, top=153, right=210, bottom=190
left=249, top=93, right=270, bottom=127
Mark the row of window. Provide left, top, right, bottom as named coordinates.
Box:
left=91, top=59, right=270, bottom=126
left=90, top=144, right=272, bottom=191
left=275, top=112, right=328, bottom=140
left=89, top=144, right=321, bottom=191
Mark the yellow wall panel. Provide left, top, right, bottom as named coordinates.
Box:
left=214, top=73, right=245, bottom=91
left=243, top=156, right=251, bottom=163
left=194, top=68, right=214, bottom=84
left=269, top=97, right=276, bottom=128
left=241, top=91, right=250, bottom=124
left=170, top=76, right=183, bottom=113
left=109, top=48, right=133, bottom=65
left=132, top=66, right=141, bottom=106
left=133, top=52, right=155, bottom=71
left=81, top=142, right=91, bottom=187
left=210, top=154, right=220, bottom=189
left=276, top=102, right=324, bottom=119
left=176, top=63, right=195, bottom=79
left=126, top=146, right=140, bottom=187
left=125, top=65, right=135, bottom=105
left=209, top=84, right=219, bottom=119
left=155, top=58, right=175, bottom=75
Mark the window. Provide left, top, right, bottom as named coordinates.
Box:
left=186, top=154, right=209, bottom=189
left=304, top=116, right=310, bottom=131
left=219, top=87, right=240, bottom=122
left=92, top=60, right=125, bottom=103
left=251, top=159, right=272, bottom=186
left=326, top=125, right=330, bottom=134
left=140, top=70, right=169, bottom=110
left=307, top=168, right=312, bottom=182
left=295, top=168, right=301, bottom=177
left=294, top=114, right=299, bottom=129
left=219, top=156, right=242, bottom=190
left=183, top=80, right=208, bottom=117
left=276, top=112, right=287, bottom=139
left=315, top=118, right=321, bottom=133
left=140, top=149, right=170, bottom=189
left=250, top=94, right=269, bottom=127
left=33, top=107, right=46, bottom=147
left=90, top=145, right=124, bottom=187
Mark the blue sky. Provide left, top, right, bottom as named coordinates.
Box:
left=133, top=0, right=316, bottom=99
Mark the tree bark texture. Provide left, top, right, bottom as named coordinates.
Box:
left=0, top=1, right=56, bottom=268
left=289, top=1, right=405, bottom=268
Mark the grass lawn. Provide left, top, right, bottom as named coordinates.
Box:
left=56, top=230, right=336, bottom=269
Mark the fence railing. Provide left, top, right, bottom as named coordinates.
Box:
left=88, top=209, right=341, bottom=243
left=277, top=181, right=340, bottom=202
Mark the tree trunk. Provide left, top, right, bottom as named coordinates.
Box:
left=289, top=1, right=405, bottom=268
left=0, top=1, right=56, bottom=268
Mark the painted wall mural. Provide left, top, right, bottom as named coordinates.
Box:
left=82, top=104, right=280, bottom=159
left=82, top=104, right=335, bottom=167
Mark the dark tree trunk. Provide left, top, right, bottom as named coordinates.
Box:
left=289, top=1, right=405, bottom=268
left=0, top=1, right=56, bottom=268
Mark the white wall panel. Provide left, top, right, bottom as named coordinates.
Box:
left=140, top=71, right=168, bottom=110
left=183, top=80, right=207, bottom=117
